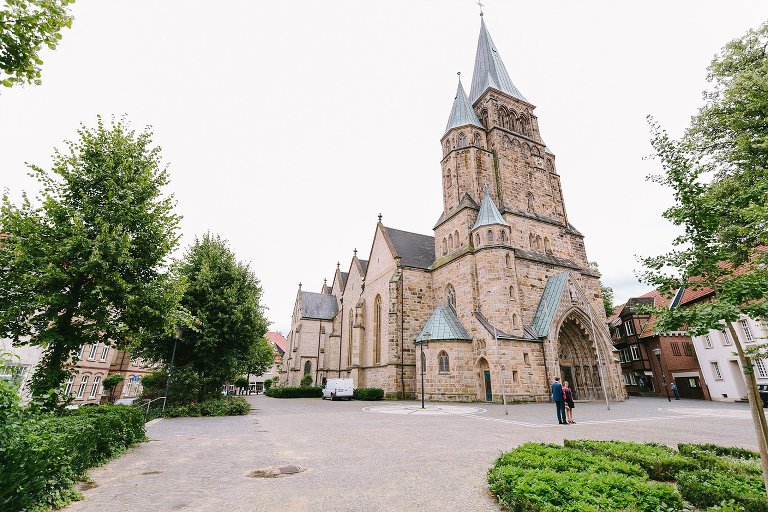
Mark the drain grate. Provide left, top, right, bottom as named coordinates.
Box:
left=248, top=465, right=305, bottom=478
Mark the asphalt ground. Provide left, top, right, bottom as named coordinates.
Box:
left=65, top=395, right=760, bottom=511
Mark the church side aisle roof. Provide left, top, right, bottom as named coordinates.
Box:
left=300, top=291, right=339, bottom=320
left=445, top=80, right=484, bottom=134
left=531, top=272, right=569, bottom=337
left=416, top=306, right=472, bottom=343
left=383, top=226, right=435, bottom=270
left=469, top=18, right=527, bottom=105
left=472, top=189, right=508, bottom=230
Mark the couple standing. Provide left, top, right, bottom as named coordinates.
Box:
left=552, top=377, right=575, bottom=425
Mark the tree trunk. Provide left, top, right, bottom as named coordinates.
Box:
left=728, top=322, right=768, bottom=493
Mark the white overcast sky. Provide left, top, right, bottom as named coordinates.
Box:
left=2, top=1, right=766, bottom=334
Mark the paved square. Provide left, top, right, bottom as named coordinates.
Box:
left=66, top=396, right=759, bottom=511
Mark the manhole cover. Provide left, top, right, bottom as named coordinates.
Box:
left=248, top=465, right=305, bottom=478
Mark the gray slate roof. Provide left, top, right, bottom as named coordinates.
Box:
left=445, top=80, right=484, bottom=134
left=469, top=18, right=527, bottom=104
left=358, top=259, right=369, bottom=275
left=416, top=306, right=472, bottom=343
left=385, top=226, right=435, bottom=270
left=300, top=291, right=338, bottom=320
left=531, top=272, right=568, bottom=337
left=472, top=189, right=508, bottom=230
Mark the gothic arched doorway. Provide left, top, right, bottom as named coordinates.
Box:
left=556, top=312, right=603, bottom=401
left=476, top=357, right=491, bottom=402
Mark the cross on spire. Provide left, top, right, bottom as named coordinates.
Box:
left=477, top=0, right=484, bottom=16
left=378, top=213, right=382, bottom=222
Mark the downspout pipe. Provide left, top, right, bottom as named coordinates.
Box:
left=315, top=320, right=322, bottom=385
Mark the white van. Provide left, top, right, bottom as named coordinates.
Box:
left=322, top=378, right=354, bottom=400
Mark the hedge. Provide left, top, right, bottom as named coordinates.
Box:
left=159, top=397, right=251, bottom=418
left=353, top=387, right=384, bottom=401
left=563, top=440, right=699, bottom=481
left=265, top=386, right=323, bottom=398
left=677, top=469, right=768, bottom=512
left=0, top=405, right=146, bottom=512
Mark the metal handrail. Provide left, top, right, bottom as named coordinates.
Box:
left=140, top=396, right=166, bottom=418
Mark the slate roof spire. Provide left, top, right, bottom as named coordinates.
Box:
left=472, top=186, right=508, bottom=230
left=444, top=74, right=483, bottom=135
left=469, top=18, right=527, bottom=105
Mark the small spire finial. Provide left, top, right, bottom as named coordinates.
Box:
left=324, top=278, right=327, bottom=285
left=477, top=0, right=484, bottom=16
left=378, top=213, right=382, bottom=223
left=337, top=261, right=340, bottom=269
left=298, top=282, right=302, bottom=290
left=353, top=248, right=358, bottom=257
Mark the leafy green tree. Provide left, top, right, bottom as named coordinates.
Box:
left=639, top=22, right=768, bottom=490
left=589, top=261, right=615, bottom=317
left=240, top=335, right=274, bottom=383
left=0, top=0, right=75, bottom=87
left=300, top=374, right=313, bottom=387
left=139, top=233, right=268, bottom=401
left=101, top=374, right=124, bottom=403
left=0, top=117, right=181, bottom=407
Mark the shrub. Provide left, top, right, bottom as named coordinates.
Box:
left=264, top=379, right=273, bottom=390
left=488, top=465, right=682, bottom=512
left=678, top=443, right=759, bottom=460
left=564, top=440, right=699, bottom=481
left=157, top=397, right=250, bottom=418
left=265, top=386, right=322, bottom=398
left=0, top=405, right=145, bottom=511
left=677, top=469, right=768, bottom=512
left=353, top=387, right=385, bottom=401
left=300, top=374, right=313, bottom=387
left=677, top=443, right=762, bottom=477
left=140, top=370, right=167, bottom=399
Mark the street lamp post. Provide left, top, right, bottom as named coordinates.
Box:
left=420, top=333, right=430, bottom=409
left=652, top=347, right=671, bottom=402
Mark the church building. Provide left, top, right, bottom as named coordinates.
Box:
left=282, top=17, right=626, bottom=403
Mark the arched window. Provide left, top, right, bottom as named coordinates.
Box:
left=304, top=360, right=312, bottom=375
left=509, top=285, right=515, bottom=298
left=500, top=230, right=506, bottom=243
left=487, top=229, right=493, bottom=242
left=536, top=235, right=542, bottom=251
left=529, top=233, right=536, bottom=249
left=480, top=108, right=488, bottom=128
left=544, top=237, right=552, bottom=255
left=446, top=284, right=456, bottom=311
left=512, top=313, right=518, bottom=327
left=473, top=133, right=481, bottom=148
left=373, top=295, right=382, bottom=365
left=442, top=238, right=447, bottom=255
left=527, top=192, right=535, bottom=213
left=505, top=253, right=511, bottom=267
left=438, top=351, right=450, bottom=373
left=347, top=312, right=353, bottom=366
left=475, top=233, right=480, bottom=246
left=458, top=132, right=467, bottom=148
left=454, top=230, right=459, bottom=246
left=448, top=234, right=453, bottom=250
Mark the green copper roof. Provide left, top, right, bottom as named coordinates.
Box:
left=472, top=188, right=508, bottom=230
left=445, top=79, right=484, bottom=135
left=469, top=18, right=527, bottom=104
left=416, top=305, right=472, bottom=343
left=532, top=272, right=569, bottom=337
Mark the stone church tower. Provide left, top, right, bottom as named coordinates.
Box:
left=282, top=17, right=626, bottom=404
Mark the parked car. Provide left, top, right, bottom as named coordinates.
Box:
left=758, top=384, right=768, bottom=408
left=322, top=378, right=354, bottom=400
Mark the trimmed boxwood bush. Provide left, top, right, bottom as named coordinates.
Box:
left=0, top=405, right=146, bottom=512
left=564, top=440, right=699, bottom=481
left=677, top=443, right=762, bottom=477
left=160, top=397, right=251, bottom=417
left=677, top=469, right=768, bottom=512
left=265, top=385, right=322, bottom=398
left=353, top=387, right=384, bottom=401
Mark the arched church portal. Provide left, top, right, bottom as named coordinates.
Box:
left=556, top=312, right=603, bottom=401
left=476, top=357, right=491, bottom=402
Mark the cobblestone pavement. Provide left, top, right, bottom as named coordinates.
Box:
left=66, top=396, right=760, bottom=512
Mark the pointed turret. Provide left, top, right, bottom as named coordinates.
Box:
left=472, top=187, right=508, bottom=230
left=445, top=77, right=483, bottom=134
left=469, top=18, right=526, bottom=104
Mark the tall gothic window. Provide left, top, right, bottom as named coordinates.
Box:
left=509, top=285, right=515, bottom=298
left=347, top=312, right=353, bottom=366
left=473, top=133, right=481, bottom=147
left=454, top=230, right=459, bottom=246
left=500, top=230, right=507, bottom=243
left=505, top=253, right=511, bottom=267
left=373, top=295, right=382, bottom=364
left=529, top=233, right=536, bottom=249
left=438, top=351, right=450, bottom=373
left=536, top=235, right=543, bottom=251
left=446, top=284, right=456, bottom=311
left=487, top=229, right=493, bottom=242
left=304, top=360, right=312, bottom=375
left=544, top=237, right=552, bottom=255
left=458, top=132, right=467, bottom=148
left=512, top=313, right=518, bottom=327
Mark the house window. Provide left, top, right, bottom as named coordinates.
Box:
left=721, top=330, right=732, bottom=346
left=88, top=344, right=98, bottom=360
left=523, top=352, right=530, bottom=366
left=711, top=361, right=723, bottom=380
left=623, top=373, right=632, bottom=385
left=671, top=342, right=681, bottom=356
left=304, top=361, right=312, bottom=375
left=77, top=376, right=89, bottom=398
left=630, top=345, right=641, bottom=361
left=373, top=295, right=382, bottom=364
left=741, top=319, right=754, bottom=342
left=64, top=376, right=74, bottom=396
left=347, top=312, right=353, bottom=366
left=124, top=376, right=134, bottom=397
left=704, top=335, right=713, bottom=349
left=688, top=377, right=701, bottom=388
left=77, top=345, right=85, bottom=358
left=756, top=359, right=768, bottom=379
left=438, top=351, right=449, bottom=373
left=100, top=346, right=109, bottom=361
left=683, top=342, right=695, bottom=356
left=90, top=376, right=101, bottom=398
left=624, top=320, right=635, bottom=336
left=512, top=370, right=519, bottom=383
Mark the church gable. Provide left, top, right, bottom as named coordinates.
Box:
left=532, top=271, right=598, bottom=340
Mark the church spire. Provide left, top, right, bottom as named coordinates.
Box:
left=472, top=186, right=508, bottom=230
left=444, top=74, right=483, bottom=135
left=468, top=18, right=527, bottom=105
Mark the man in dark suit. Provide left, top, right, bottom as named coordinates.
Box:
left=552, top=377, right=567, bottom=425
